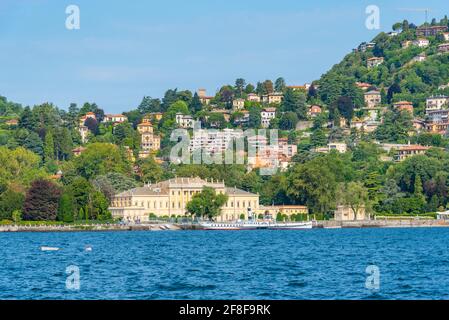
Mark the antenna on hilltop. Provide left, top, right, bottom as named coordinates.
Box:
left=398, top=7, right=432, bottom=24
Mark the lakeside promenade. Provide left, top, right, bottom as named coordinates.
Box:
left=1, top=219, right=449, bottom=232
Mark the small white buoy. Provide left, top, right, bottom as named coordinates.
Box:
left=85, top=245, right=92, bottom=252
left=40, top=246, right=60, bottom=251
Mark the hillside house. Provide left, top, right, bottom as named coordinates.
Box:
left=367, top=57, right=384, bottom=68
left=232, top=98, right=245, bottom=110
left=394, top=145, right=430, bottom=161
left=393, top=101, right=414, bottom=114
left=175, top=113, right=195, bottom=128
left=261, top=107, right=277, bottom=128
left=413, top=38, right=430, bottom=48
left=426, top=95, right=449, bottom=113
left=438, top=43, right=449, bottom=53
left=261, top=92, right=283, bottom=104
left=416, top=25, right=448, bottom=37
left=247, top=93, right=261, bottom=102
left=198, top=88, right=213, bottom=105
left=364, top=90, right=381, bottom=108
left=103, top=114, right=127, bottom=123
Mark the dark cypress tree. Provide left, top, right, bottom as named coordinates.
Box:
left=23, top=179, right=62, bottom=221
left=387, top=83, right=401, bottom=104
left=18, top=106, right=35, bottom=131
left=189, top=92, right=203, bottom=114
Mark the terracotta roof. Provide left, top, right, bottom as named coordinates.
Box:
left=397, top=145, right=430, bottom=151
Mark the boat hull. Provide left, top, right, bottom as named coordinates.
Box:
left=199, top=221, right=313, bottom=230
left=269, top=222, right=313, bottom=230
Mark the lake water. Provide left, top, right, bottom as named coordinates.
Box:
left=1, top=228, right=449, bottom=300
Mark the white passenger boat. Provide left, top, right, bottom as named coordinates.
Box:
left=199, top=220, right=270, bottom=230
left=199, top=220, right=313, bottom=230
left=199, top=210, right=313, bottom=230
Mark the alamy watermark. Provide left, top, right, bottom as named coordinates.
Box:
left=365, top=265, right=380, bottom=291
left=66, top=265, right=80, bottom=291
left=169, top=127, right=280, bottom=176
left=65, top=5, right=80, bottom=30
left=365, top=5, right=380, bottom=30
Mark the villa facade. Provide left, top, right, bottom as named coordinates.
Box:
left=109, top=177, right=260, bottom=222
left=109, top=177, right=308, bottom=223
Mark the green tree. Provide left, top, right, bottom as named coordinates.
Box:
left=68, top=177, right=94, bottom=212
left=138, top=96, right=161, bottom=114
left=274, top=77, right=286, bottom=92
left=330, top=96, right=354, bottom=123
left=279, top=112, right=299, bottom=130
left=189, top=92, right=203, bottom=114
left=310, top=129, right=327, bottom=147
left=281, top=88, right=308, bottom=119
left=234, top=78, right=246, bottom=97
left=74, top=143, right=131, bottom=179
left=91, top=172, right=138, bottom=201
left=58, top=193, right=75, bottom=223
left=262, top=80, right=274, bottom=94
left=186, top=187, right=228, bottom=220
left=91, top=191, right=110, bottom=220
left=12, top=210, right=22, bottom=224
left=139, top=157, right=164, bottom=183
left=0, top=188, right=25, bottom=220
left=337, top=182, right=370, bottom=220
left=44, top=130, right=55, bottom=162
left=248, top=107, right=262, bottom=128
left=286, top=160, right=337, bottom=214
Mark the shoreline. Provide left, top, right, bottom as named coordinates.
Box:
left=1, top=219, right=449, bottom=232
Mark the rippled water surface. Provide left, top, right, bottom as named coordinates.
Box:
left=1, top=228, right=449, bottom=299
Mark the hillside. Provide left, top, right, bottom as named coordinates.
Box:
left=317, top=17, right=449, bottom=115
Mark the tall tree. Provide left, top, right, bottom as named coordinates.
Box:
left=331, top=96, right=354, bottom=124
left=234, top=78, right=246, bottom=97
left=44, top=130, right=55, bottom=162
left=286, top=160, right=337, bottom=214
left=138, top=96, right=161, bottom=114
left=189, top=92, right=203, bottom=114
left=263, top=80, right=274, bottom=94
left=23, top=179, right=62, bottom=221
left=279, top=112, right=299, bottom=130
left=387, top=83, right=401, bottom=104
left=0, top=188, right=25, bottom=221
left=139, top=156, right=164, bottom=183
left=281, top=88, right=308, bottom=120
left=58, top=193, right=75, bottom=222
left=337, top=182, right=369, bottom=220
left=274, top=77, right=286, bottom=92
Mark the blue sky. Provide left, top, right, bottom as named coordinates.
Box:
left=0, top=0, right=448, bottom=113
